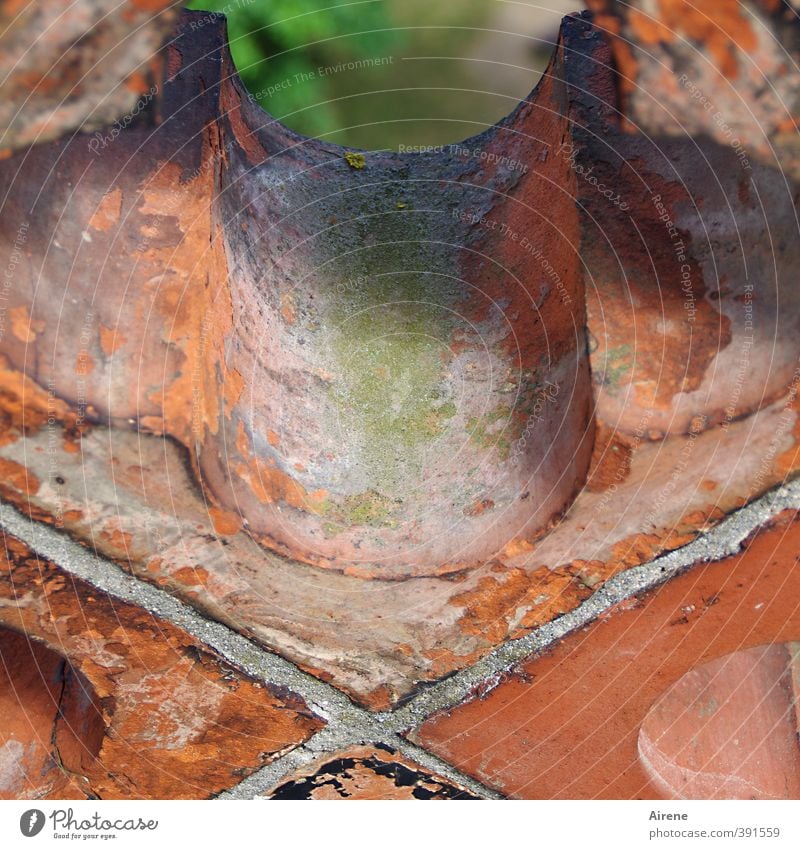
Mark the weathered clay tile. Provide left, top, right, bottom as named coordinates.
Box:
left=413, top=511, right=800, bottom=799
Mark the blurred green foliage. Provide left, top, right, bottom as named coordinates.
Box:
left=187, top=0, right=552, bottom=150
left=187, top=0, right=403, bottom=140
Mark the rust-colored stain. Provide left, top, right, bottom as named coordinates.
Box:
left=129, top=2, right=168, bottom=19
left=171, top=565, right=211, bottom=588
left=89, top=187, right=123, bottom=232
left=452, top=562, right=591, bottom=643
left=9, top=305, right=43, bottom=343
left=138, top=415, right=165, bottom=434
left=630, top=1, right=757, bottom=78
left=280, top=291, right=297, bottom=325
left=609, top=529, right=696, bottom=569
left=501, top=537, right=537, bottom=559
left=99, top=325, right=125, bottom=355
left=138, top=160, right=234, bottom=444
left=584, top=0, right=638, bottom=98
left=421, top=646, right=483, bottom=691
left=232, top=420, right=315, bottom=513
left=464, top=498, right=495, bottom=517
left=209, top=506, right=242, bottom=536
left=76, top=351, right=94, bottom=374
left=97, top=526, right=134, bottom=554
left=246, top=457, right=301, bottom=509
left=564, top=528, right=699, bottom=590
left=450, top=511, right=722, bottom=650
left=124, top=70, right=148, bottom=94
left=0, top=457, right=39, bottom=496
left=586, top=425, right=633, bottom=492
left=222, top=366, right=244, bottom=414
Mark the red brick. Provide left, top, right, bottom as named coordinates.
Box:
left=413, top=511, right=800, bottom=799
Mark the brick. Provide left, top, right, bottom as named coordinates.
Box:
left=0, top=530, right=324, bottom=799
left=0, top=9, right=590, bottom=581
left=0, top=7, right=798, bottom=715
left=413, top=511, right=800, bottom=799
left=267, top=746, right=478, bottom=800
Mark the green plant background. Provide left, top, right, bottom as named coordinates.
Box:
left=186, top=0, right=573, bottom=150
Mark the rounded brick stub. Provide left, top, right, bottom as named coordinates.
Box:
left=638, top=643, right=800, bottom=800
left=0, top=9, right=594, bottom=579
left=193, top=14, right=595, bottom=577
left=564, top=13, right=800, bottom=439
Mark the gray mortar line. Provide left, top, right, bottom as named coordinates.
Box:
left=216, top=733, right=335, bottom=800
left=0, top=501, right=371, bottom=726
left=383, top=477, right=800, bottom=731
left=0, top=500, right=505, bottom=800
left=219, top=729, right=503, bottom=800
left=389, top=737, right=505, bottom=799
left=2, top=476, right=799, bottom=799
